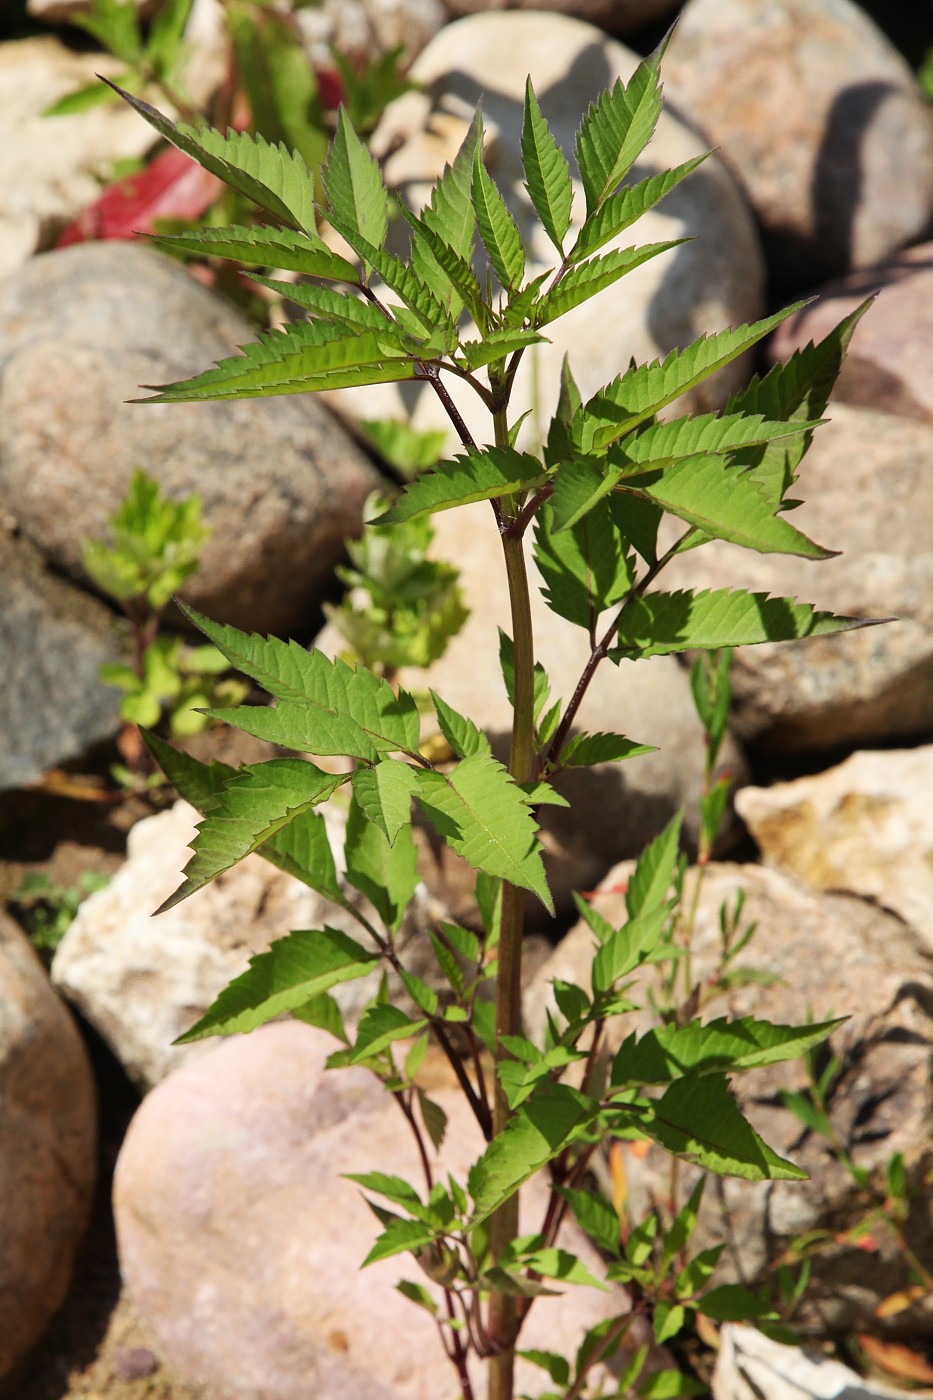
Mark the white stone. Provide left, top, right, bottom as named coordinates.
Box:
left=713, top=1324, right=908, bottom=1400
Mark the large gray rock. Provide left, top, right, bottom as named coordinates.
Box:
left=660, top=404, right=933, bottom=755
left=317, top=499, right=747, bottom=919
left=52, top=798, right=434, bottom=1090
left=0, top=243, right=384, bottom=635
left=114, top=1020, right=626, bottom=1400
left=526, top=862, right=933, bottom=1336
left=766, top=243, right=933, bottom=423
left=0, top=528, right=122, bottom=790
left=326, top=9, right=765, bottom=452
left=736, top=747, right=933, bottom=950
left=0, top=38, right=156, bottom=279
left=663, top=0, right=933, bottom=286
left=0, top=910, right=97, bottom=1381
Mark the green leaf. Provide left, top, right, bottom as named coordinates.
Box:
left=147, top=219, right=357, bottom=280
left=472, top=139, right=525, bottom=292
left=175, top=926, right=379, bottom=1041
left=625, top=811, right=682, bottom=920
left=107, top=82, right=318, bottom=232
left=396, top=1279, right=438, bottom=1315
left=431, top=692, right=491, bottom=759
left=557, top=1186, right=621, bottom=1257
left=73, top=0, right=142, bottom=62
left=136, top=319, right=415, bottom=403
left=498, top=631, right=553, bottom=719
left=291, top=991, right=349, bottom=1043
left=344, top=1171, right=426, bottom=1214
left=157, top=760, right=344, bottom=912
left=611, top=410, right=825, bottom=473
left=362, top=1216, right=438, bottom=1267
left=509, top=1246, right=608, bottom=1291
left=468, top=1084, right=599, bottom=1224
left=616, top=456, right=834, bottom=558
left=344, top=795, right=418, bottom=933
left=654, top=1302, right=686, bottom=1345
left=416, top=755, right=553, bottom=913
left=573, top=155, right=709, bottom=261
left=251, top=276, right=390, bottom=333
left=44, top=78, right=127, bottom=116
left=351, top=761, right=419, bottom=845
left=183, top=606, right=422, bottom=760
left=399, top=202, right=489, bottom=331
left=576, top=305, right=805, bottom=452
left=323, top=106, right=388, bottom=254
left=590, top=905, right=670, bottom=992
left=574, top=46, right=665, bottom=214
left=697, top=1284, right=777, bottom=1322
left=536, top=241, right=686, bottom=326
left=630, top=1073, right=807, bottom=1181
left=326, top=210, right=457, bottom=341
left=422, top=110, right=482, bottom=260
left=610, top=588, right=866, bottom=661
left=142, top=730, right=233, bottom=812
left=638, top=1370, right=705, bottom=1399
left=533, top=498, right=636, bottom=633
left=376, top=447, right=548, bottom=525
left=418, top=1088, right=449, bottom=1151
left=458, top=328, right=546, bottom=372
left=349, top=1004, right=427, bottom=1062
left=560, top=732, right=655, bottom=768
left=521, top=77, right=573, bottom=253
left=518, top=1350, right=571, bottom=1387
left=612, top=1016, right=842, bottom=1088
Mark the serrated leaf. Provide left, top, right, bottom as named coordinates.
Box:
left=458, top=327, right=546, bottom=371
left=612, top=1016, right=841, bottom=1087
left=611, top=410, right=825, bottom=474
left=609, top=588, right=867, bottom=661
left=617, top=456, right=833, bottom=557
left=468, top=1084, right=599, bottom=1224
left=511, top=1246, right=608, bottom=1291
left=323, top=106, right=388, bottom=253
left=183, top=606, right=421, bottom=760
left=108, top=81, right=318, bottom=232
left=573, top=155, right=709, bottom=261
left=533, top=498, right=636, bottom=633
left=431, top=692, right=491, bottom=759
left=557, top=1186, right=621, bottom=1257
left=560, top=731, right=655, bottom=768
left=626, top=811, right=682, bottom=920
left=148, top=223, right=358, bottom=281
left=291, top=991, right=349, bottom=1043
left=344, top=1171, right=426, bottom=1214
left=398, top=199, right=490, bottom=330
left=376, top=447, right=548, bottom=525
left=521, top=77, right=573, bottom=253
left=351, top=760, right=418, bottom=845
left=137, top=318, right=415, bottom=403
left=576, top=305, right=805, bottom=452
left=416, top=755, right=552, bottom=912
left=422, top=110, right=482, bottom=260
left=251, top=275, right=389, bottom=332
left=536, top=241, right=685, bottom=326
left=472, top=140, right=525, bottom=292
left=142, top=729, right=233, bottom=811
left=418, top=1088, right=448, bottom=1151
left=175, top=926, right=379, bottom=1041
left=574, top=48, right=665, bottom=214
left=325, top=208, right=456, bottom=340
left=631, top=1073, right=807, bottom=1181
left=362, top=1216, right=438, bottom=1267
left=349, top=1004, right=427, bottom=1062
left=344, top=794, right=418, bottom=933
left=498, top=631, right=552, bottom=718
left=590, top=904, right=670, bottom=992
left=157, top=759, right=344, bottom=912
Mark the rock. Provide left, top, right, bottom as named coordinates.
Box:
left=316, top=499, right=748, bottom=919
left=712, top=1324, right=908, bottom=1400
left=0, top=243, right=384, bottom=636
left=0, top=910, right=97, bottom=1381
left=0, top=527, right=122, bottom=790
left=52, top=798, right=434, bottom=1090
left=326, top=9, right=764, bottom=452
left=437, top=0, right=683, bottom=39
left=663, top=0, right=933, bottom=287
left=114, top=1020, right=627, bottom=1400
left=735, top=747, right=933, bottom=951
left=0, top=39, right=157, bottom=280
left=527, top=861, right=933, bottom=1335
left=659, top=403, right=933, bottom=755
left=297, top=0, right=446, bottom=67
left=766, top=243, right=933, bottom=423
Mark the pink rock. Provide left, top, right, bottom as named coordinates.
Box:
left=766, top=243, right=933, bottom=423
left=115, top=1021, right=627, bottom=1399
left=0, top=911, right=97, bottom=1380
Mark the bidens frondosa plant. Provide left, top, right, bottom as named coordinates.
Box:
left=115, top=40, right=876, bottom=1400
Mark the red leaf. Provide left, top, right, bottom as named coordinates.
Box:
left=56, top=146, right=225, bottom=248
left=316, top=66, right=345, bottom=112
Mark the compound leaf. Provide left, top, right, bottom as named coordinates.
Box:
left=573, top=155, right=709, bottom=260
left=574, top=46, right=665, bottom=214
left=472, top=139, right=525, bottom=292
left=323, top=106, right=388, bottom=252
left=148, top=223, right=359, bottom=281
left=376, top=447, right=548, bottom=525
left=534, top=498, right=636, bottom=633
left=351, top=760, right=419, bottom=845
left=521, top=77, right=573, bottom=253
left=536, top=240, right=685, bottom=326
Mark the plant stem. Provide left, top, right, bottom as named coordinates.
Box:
left=487, top=407, right=537, bottom=1400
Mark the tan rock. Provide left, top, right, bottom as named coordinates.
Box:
left=0, top=911, right=97, bottom=1380
left=115, top=1020, right=627, bottom=1399
left=663, top=0, right=933, bottom=286
left=438, top=0, right=683, bottom=37
left=736, top=747, right=933, bottom=948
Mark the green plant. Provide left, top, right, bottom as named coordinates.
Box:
left=113, top=43, right=877, bottom=1399
left=84, top=469, right=246, bottom=779
left=326, top=493, right=468, bottom=680
left=10, top=871, right=111, bottom=957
